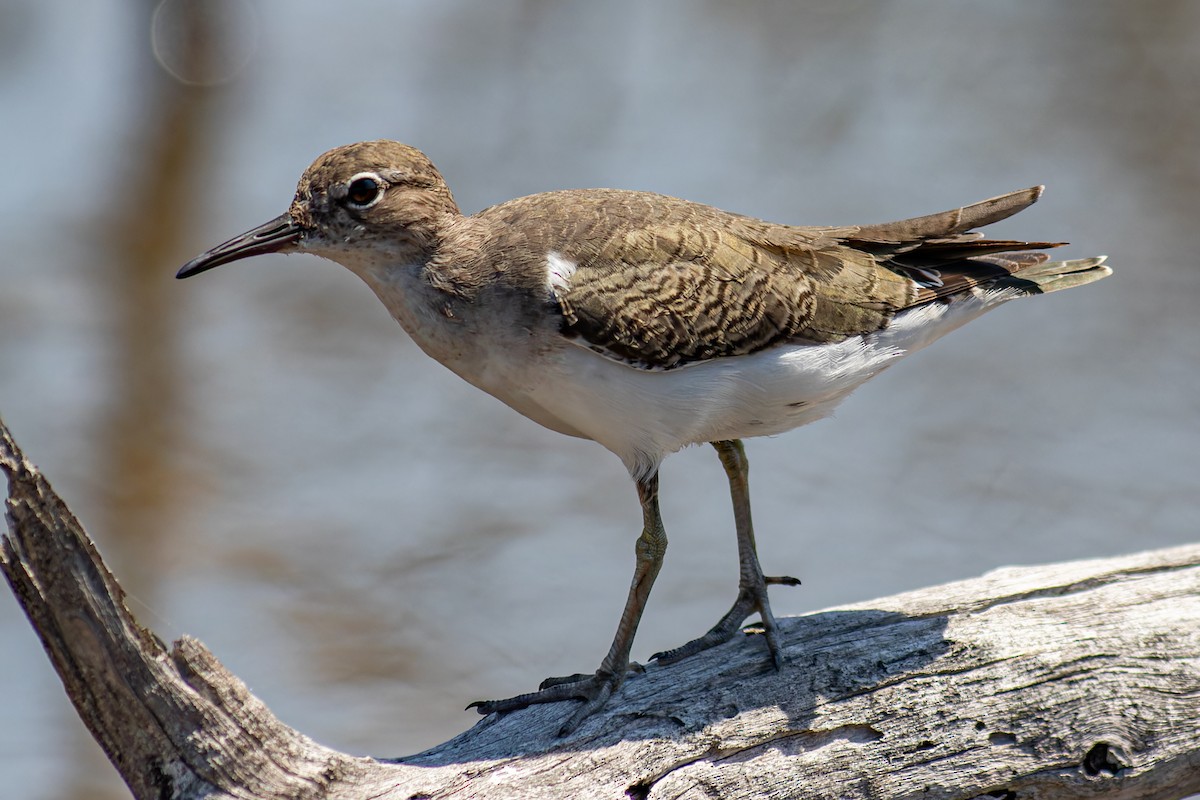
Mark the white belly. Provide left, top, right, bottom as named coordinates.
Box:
left=508, top=291, right=1010, bottom=479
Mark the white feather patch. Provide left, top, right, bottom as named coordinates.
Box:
left=545, top=251, right=577, bottom=297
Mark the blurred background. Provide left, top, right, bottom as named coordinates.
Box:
left=1, top=1, right=1198, bottom=797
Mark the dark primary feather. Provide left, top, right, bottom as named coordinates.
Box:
left=474, top=186, right=1066, bottom=369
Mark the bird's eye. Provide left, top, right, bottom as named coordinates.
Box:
left=345, top=175, right=382, bottom=208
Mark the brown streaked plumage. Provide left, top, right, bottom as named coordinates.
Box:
left=488, top=186, right=1063, bottom=367
left=177, top=140, right=1111, bottom=736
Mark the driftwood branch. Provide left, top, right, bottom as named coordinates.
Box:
left=3, top=417, right=1199, bottom=800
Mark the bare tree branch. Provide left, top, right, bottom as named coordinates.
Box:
left=4, top=416, right=1199, bottom=799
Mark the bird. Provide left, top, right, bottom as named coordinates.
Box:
left=177, top=140, right=1111, bottom=735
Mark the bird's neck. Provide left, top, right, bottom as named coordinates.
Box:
left=331, top=217, right=496, bottom=367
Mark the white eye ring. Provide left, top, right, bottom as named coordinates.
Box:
left=345, top=172, right=385, bottom=209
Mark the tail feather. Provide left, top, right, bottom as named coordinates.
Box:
left=896, top=238, right=1065, bottom=267
left=994, top=256, right=1112, bottom=295
left=847, top=186, right=1046, bottom=245
left=827, top=186, right=1111, bottom=310
left=899, top=253, right=1111, bottom=307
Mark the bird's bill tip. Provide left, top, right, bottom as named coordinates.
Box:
left=176, top=213, right=302, bottom=279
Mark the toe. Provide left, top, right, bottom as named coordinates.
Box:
left=469, top=670, right=624, bottom=735
left=558, top=679, right=615, bottom=736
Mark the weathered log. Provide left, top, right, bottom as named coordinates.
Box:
left=3, top=416, right=1199, bottom=800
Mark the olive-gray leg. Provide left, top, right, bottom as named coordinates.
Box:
left=470, top=472, right=667, bottom=735
left=651, top=439, right=799, bottom=668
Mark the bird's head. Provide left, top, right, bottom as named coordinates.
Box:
left=177, top=140, right=460, bottom=279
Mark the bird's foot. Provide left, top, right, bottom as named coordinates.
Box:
left=651, top=573, right=800, bottom=669
left=468, top=666, right=634, bottom=736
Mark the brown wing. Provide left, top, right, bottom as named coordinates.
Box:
left=536, top=187, right=1061, bottom=368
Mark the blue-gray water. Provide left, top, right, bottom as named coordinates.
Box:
left=2, top=2, right=1198, bottom=797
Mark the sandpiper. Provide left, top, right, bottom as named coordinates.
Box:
left=178, top=140, right=1110, bottom=735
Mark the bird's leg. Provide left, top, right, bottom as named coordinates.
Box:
left=651, top=439, right=800, bottom=668
left=469, top=472, right=667, bottom=735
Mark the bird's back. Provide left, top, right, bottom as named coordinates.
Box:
left=471, top=186, right=1105, bottom=371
